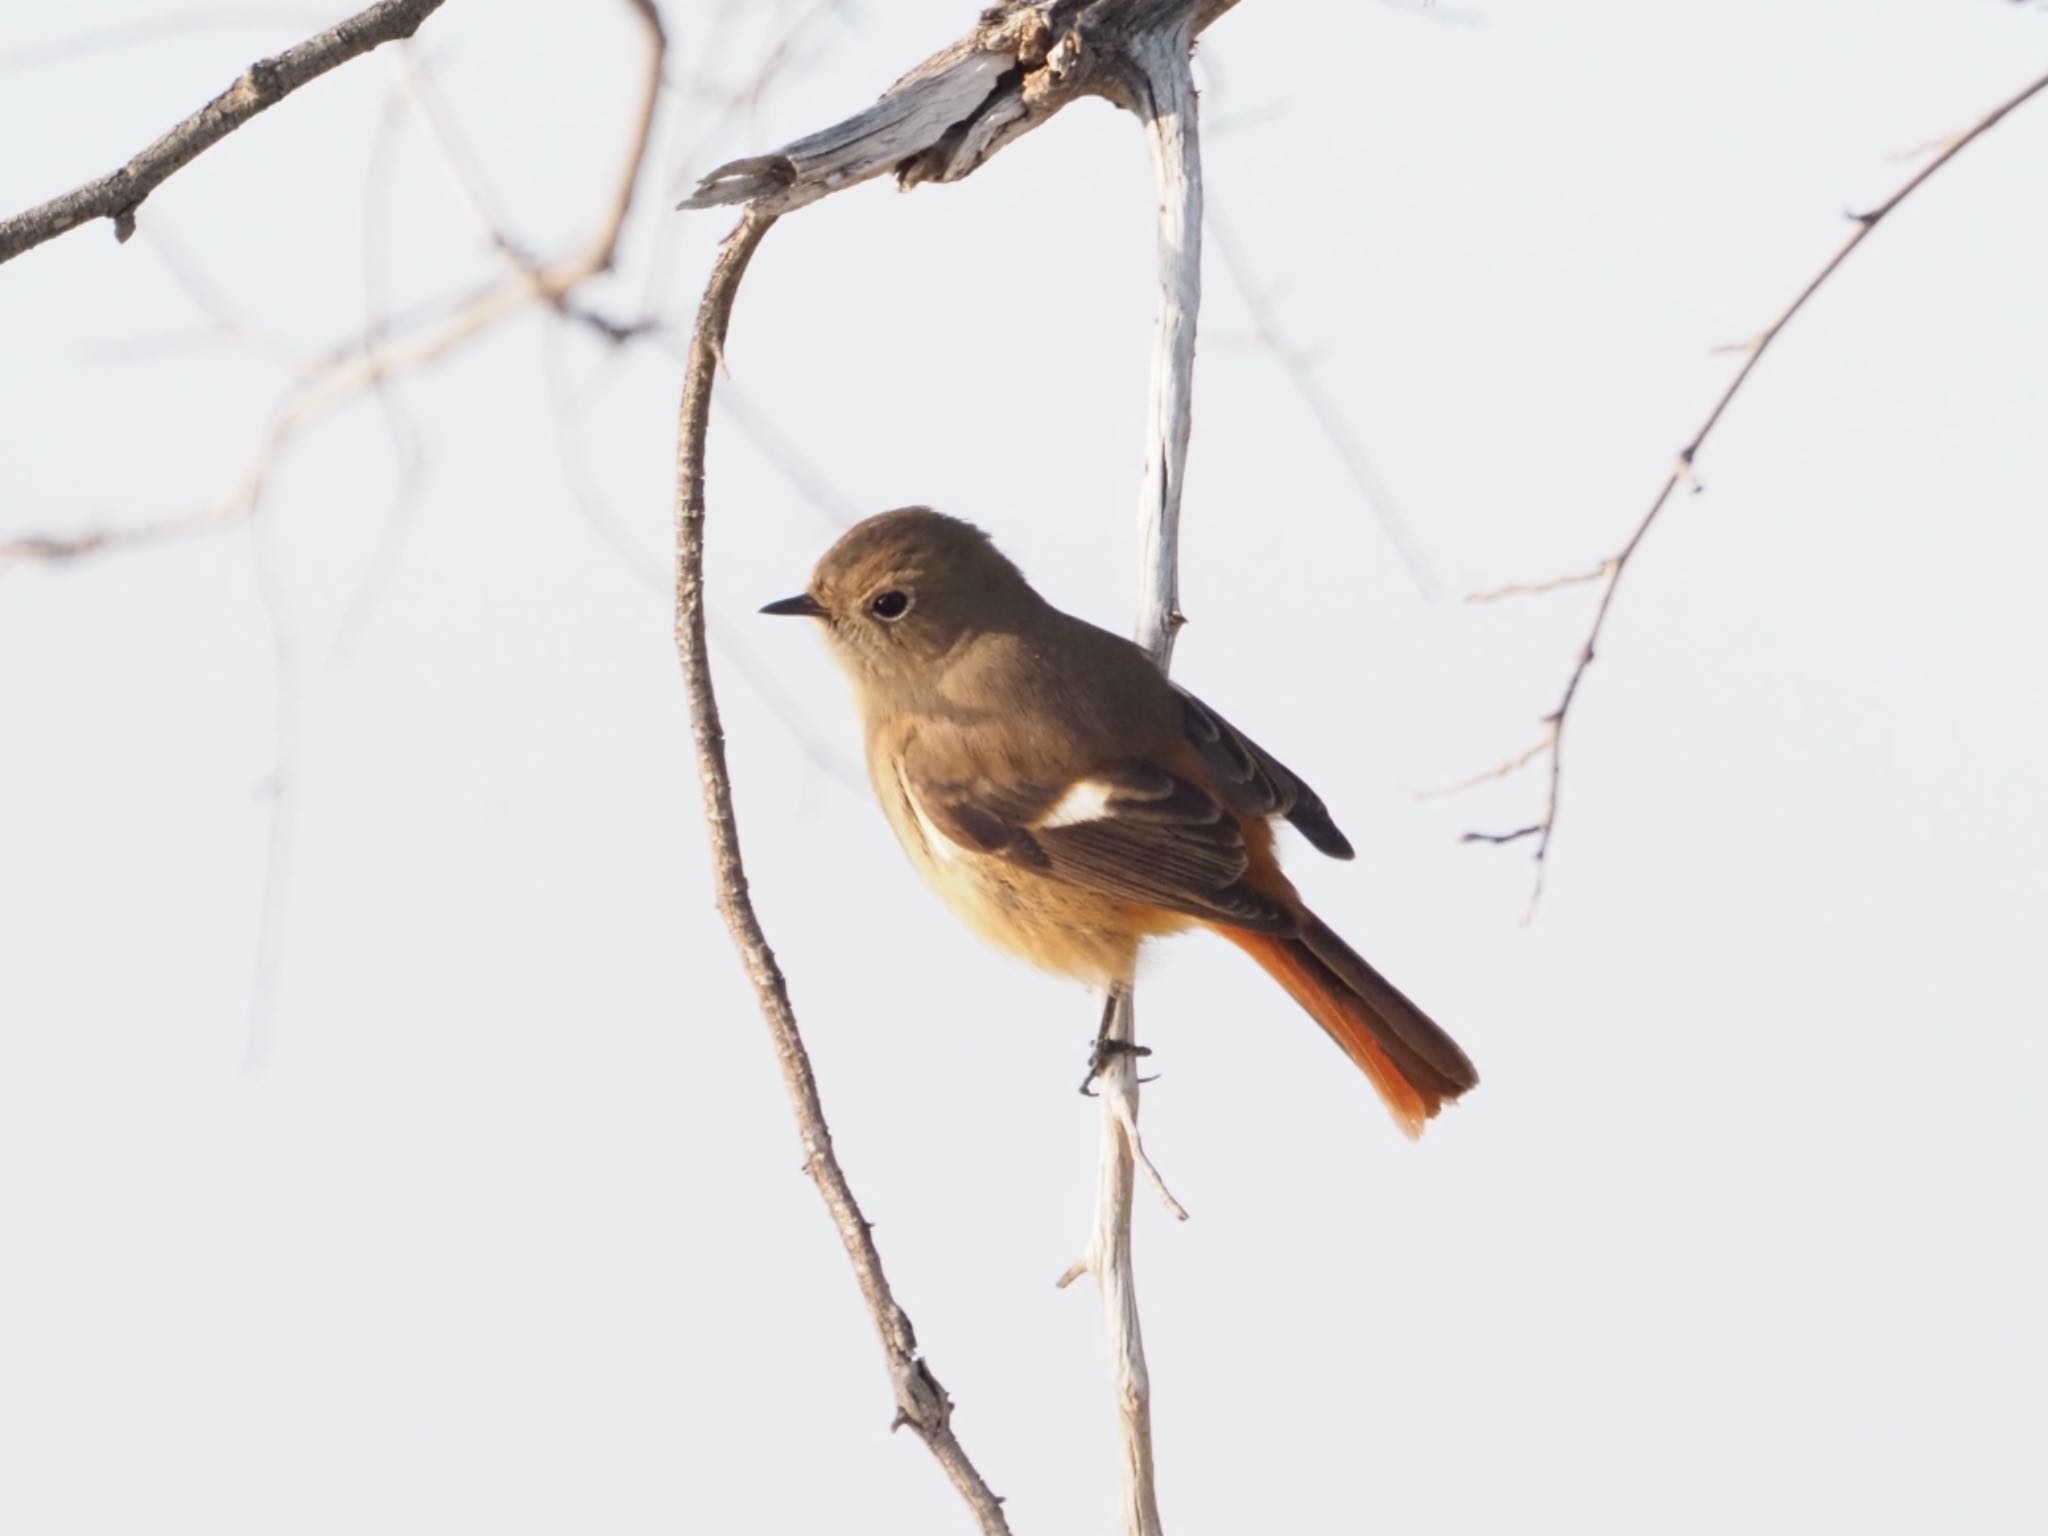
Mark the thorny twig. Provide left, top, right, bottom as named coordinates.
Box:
left=1459, top=64, right=2048, bottom=919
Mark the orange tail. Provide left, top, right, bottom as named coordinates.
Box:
left=1215, top=915, right=1478, bottom=1138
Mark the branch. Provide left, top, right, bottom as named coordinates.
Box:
left=1050, top=20, right=1204, bottom=1536
left=1460, top=63, right=2048, bottom=918
left=670, top=209, right=1014, bottom=1536
left=679, top=9, right=1231, bottom=1529
left=677, top=0, right=1241, bottom=215
left=4, top=0, right=669, bottom=1079
left=0, top=0, right=449, bottom=264
left=1208, top=202, right=1437, bottom=599
left=2, top=0, right=666, bottom=571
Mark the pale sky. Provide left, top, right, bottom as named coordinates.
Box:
left=3, top=2, right=2045, bottom=1532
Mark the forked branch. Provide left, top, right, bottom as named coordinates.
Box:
left=1459, top=63, right=2048, bottom=918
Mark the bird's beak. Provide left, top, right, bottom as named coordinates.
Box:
left=760, top=592, right=826, bottom=618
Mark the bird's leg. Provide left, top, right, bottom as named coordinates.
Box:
left=1079, top=988, right=1154, bottom=1096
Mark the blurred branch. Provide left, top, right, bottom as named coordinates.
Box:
left=1458, top=62, right=2048, bottom=919
left=539, top=319, right=869, bottom=792
left=326, top=82, right=432, bottom=669
left=0, top=0, right=448, bottom=263
left=671, top=210, right=1014, bottom=1534
left=1209, top=200, right=1438, bottom=599
left=239, top=471, right=305, bottom=1076
left=0, top=10, right=337, bottom=73
left=2, top=0, right=666, bottom=571
left=3, top=0, right=668, bottom=1080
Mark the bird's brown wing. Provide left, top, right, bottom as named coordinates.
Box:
left=1175, top=688, right=1354, bottom=859
left=906, top=758, right=1298, bottom=934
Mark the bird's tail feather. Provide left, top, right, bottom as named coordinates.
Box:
left=1216, top=915, right=1478, bottom=1138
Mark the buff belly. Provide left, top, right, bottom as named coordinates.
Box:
left=876, top=765, right=1188, bottom=989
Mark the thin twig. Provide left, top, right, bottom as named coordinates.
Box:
left=6, top=0, right=672, bottom=1077
left=1208, top=202, right=1438, bottom=599
left=671, top=209, right=1013, bottom=1536
left=0, top=0, right=448, bottom=263
left=1465, top=558, right=1613, bottom=605
left=1463, top=63, right=2048, bottom=917
left=2, top=0, right=668, bottom=572
left=327, top=77, right=431, bottom=671
left=138, top=218, right=311, bottom=370
left=1409, top=737, right=1547, bottom=801
left=239, top=483, right=303, bottom=1076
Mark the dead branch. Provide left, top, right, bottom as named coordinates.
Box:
left=0, top=0, right=449, bottom=264
left=670, top=210, right=1013, bottom=1533
left=1461, top=62, right=2048, bottom=919
left=678, top=0, right=1242, bottom=215
left=1065, top=20, right=1205, bottom=1536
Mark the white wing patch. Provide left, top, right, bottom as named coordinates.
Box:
left=1037, top=779, right=1117, bottom=829
left=899, top=766, right=963, bottom=865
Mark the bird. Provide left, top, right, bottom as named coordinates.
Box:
left=760, top=507, right=1477, bottom=1136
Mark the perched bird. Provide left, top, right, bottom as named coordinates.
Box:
left=761, top=507, right=1477, bottom=1136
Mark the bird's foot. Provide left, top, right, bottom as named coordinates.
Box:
left=1078, top=1037, right=1155, bottom=1097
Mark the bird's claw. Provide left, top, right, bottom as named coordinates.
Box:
left=1078, top=1037, right=1153, bottom=1096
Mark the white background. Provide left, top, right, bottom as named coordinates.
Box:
left=3, top=2, right=2044, bottom=1531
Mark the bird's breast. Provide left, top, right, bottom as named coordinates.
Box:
left=868, top=755, right=1183, bottom=990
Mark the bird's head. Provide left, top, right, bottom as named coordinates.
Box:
left=761, top=506, right=1037, bottom=698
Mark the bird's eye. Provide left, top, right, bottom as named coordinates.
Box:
left=869, top=590, right=911, bottom=621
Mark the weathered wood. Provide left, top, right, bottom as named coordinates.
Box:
left=1092, top=20, right=1202, bottom=1536
left=679, top=0, right=1238, bottom=213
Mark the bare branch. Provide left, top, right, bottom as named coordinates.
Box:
left=1209, top=202, right=1439, bottom=599
left=678, top=0, right=1242, bottom=215
left=3, top=0, right=668, bottom=573
left=1465, top=558, right=1612, bottom=605
left=1410, top=736, right=1547, bottom=801
left=239, top=484, right=305, bottom=1076
left=1055, top=19, right=1206, bottom=1536
left=680, top=11, right=1232, bottom=1528
left=1459, top=63, right=2048, bottom=916
left=6, top=0, right=673, bottom=1080
left=671, top=208, right=1014, bottom=1535
left=0, top=0, right=449, bottom=264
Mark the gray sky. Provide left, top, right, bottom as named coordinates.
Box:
left=3, top=1, right=2044, bottom=1531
